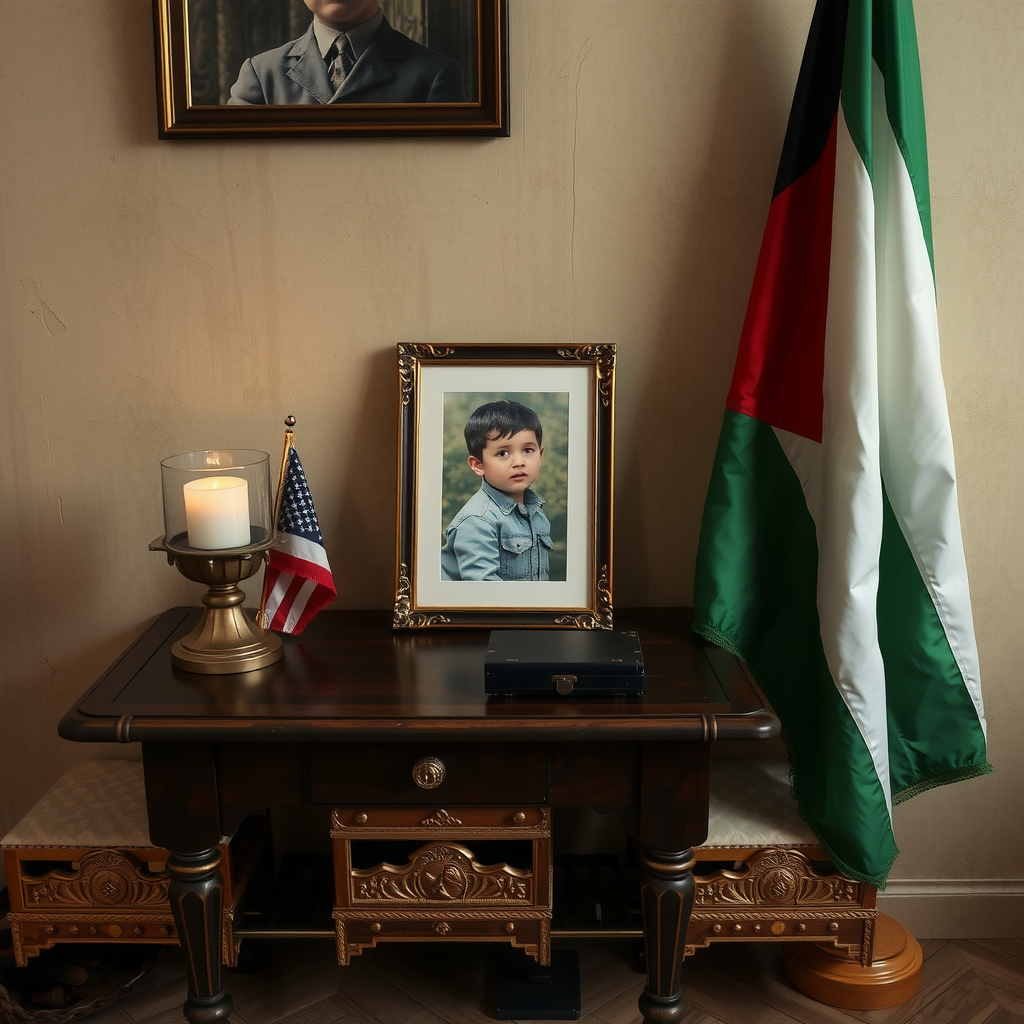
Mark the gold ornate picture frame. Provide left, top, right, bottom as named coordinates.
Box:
left=394, top=343, right=614, bottom=629
left=154, top=0, right=508, bottom=139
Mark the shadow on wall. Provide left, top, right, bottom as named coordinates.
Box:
left=614, top=0, right=801, bottom=607
left=326, top=344, right=401, bottom=609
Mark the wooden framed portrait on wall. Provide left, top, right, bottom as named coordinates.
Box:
left=394, top=343, right=615, bottom=629
left=153, top=0, right=508, bottom=138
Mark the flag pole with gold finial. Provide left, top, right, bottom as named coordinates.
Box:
left=259, top=415, right=296, bottom=628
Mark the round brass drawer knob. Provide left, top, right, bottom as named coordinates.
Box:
left=412, top=756, right=446, bottom=789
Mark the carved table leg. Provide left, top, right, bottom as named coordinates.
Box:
left=167, top=848, right=233, bottom=1024
left=636, top=845, right=696, bottom=1024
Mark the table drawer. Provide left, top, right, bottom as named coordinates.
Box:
left=311, top=743, right=548, bottom=806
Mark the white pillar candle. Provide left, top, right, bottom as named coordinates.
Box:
left=183, top=476, right=250, bottom=550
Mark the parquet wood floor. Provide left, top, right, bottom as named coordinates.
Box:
left=83, top=936, right=1024, bottom=1024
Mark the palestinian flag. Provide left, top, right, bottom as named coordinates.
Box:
left=692, top=0, right=991, bottom=888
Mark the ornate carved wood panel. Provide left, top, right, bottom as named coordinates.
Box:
left=3, top=815, right=271, bottom=967
left=686, top=846, right=877, bottom=965
left=330, top=806, right=552, bottom=966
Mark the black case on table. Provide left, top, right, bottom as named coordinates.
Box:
left=484, top=629, right=644, bottom=697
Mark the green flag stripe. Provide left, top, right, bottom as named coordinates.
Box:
left=842, top=0, right=934, bottom=268
left=870, top=0, right=933, bottom=267
left=849, top=0, right=990, bottom=791
left=878, top=488, right=993, bottom=798
left=692, top=411, right=898, bottom=887
left=840, top=0, right=874, bottom=180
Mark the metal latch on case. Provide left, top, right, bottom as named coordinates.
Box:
left=553, top=674, right=576, bottom=695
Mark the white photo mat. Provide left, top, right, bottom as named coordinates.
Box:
left=414, top=363, right=594, bottom=611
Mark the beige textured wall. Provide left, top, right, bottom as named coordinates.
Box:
left=1, top=1, right=1021, bottom=929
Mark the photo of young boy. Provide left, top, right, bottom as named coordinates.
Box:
left=440, top=395, right=569, bottom=581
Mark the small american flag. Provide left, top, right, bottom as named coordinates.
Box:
left=260, top=444, right=335, bottom=635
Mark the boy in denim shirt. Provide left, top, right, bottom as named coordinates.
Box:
left=441, top=401, right=553, bottom=581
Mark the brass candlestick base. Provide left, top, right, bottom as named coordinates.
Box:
left=151, top=535, right=284, bottom=675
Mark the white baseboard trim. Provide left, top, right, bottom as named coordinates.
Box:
left=877, top=878, right=1024, bottom=939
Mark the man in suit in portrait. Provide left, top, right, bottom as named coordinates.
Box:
left=228, top=0, right=466, bottom=105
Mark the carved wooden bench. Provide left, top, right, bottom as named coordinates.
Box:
left=687, top=759, right=921, bottom=1009
left=1, top=760, right=268, bottom=967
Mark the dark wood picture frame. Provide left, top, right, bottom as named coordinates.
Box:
left=394, top=342, right=615, bottom=629
left=153, top=0, right=509, bottom=139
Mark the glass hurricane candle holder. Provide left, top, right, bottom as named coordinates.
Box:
left=160, top=449, right=273, bottom=552
left=152, top=450, right=283, bottom=675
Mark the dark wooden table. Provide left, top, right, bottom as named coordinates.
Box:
left=58, top=607, right=778, bottom=1024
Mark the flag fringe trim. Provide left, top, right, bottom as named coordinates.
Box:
left=692, top=615, right=896, bottom=891
left=892, top=761, right=993, bottom=807
left=690, top=621, right=744, bottom=659
left=262, top=570, right=336, bottom=636
left=268, top=549, right=335, bottom=587
left=274, top=590, right=332, bottom=637
left=694, top=616, right=994, bottom=887
left=777, top=729, right=898, bottom=891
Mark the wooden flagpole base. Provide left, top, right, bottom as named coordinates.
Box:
left=782, top=914, right=923, bottom=1009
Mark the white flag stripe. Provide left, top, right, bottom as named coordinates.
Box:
left=823, top=103, right=892, bottom=812
left=274, top=531, right=332, bottom=572
left=262, top=574, right=291, bottom=625
left=871, top=69, right=986, bottom=729
left=282, top=579, right=318, bottom=634
left=774, top=96, right=894, bottom=815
